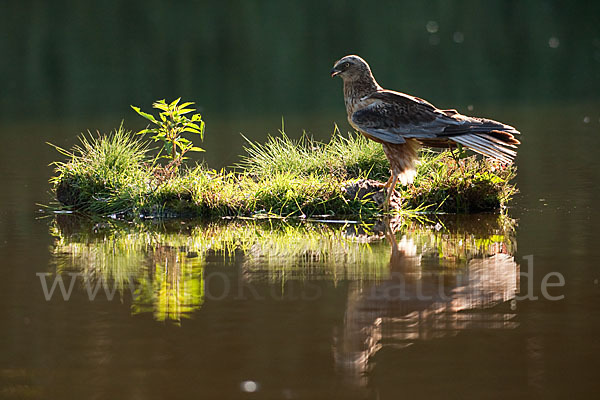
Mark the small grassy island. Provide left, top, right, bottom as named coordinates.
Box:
left=49, top=100, right=517, bottom=219
left=49, top=129, right=516, bottom=219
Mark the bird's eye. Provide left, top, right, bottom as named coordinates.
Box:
left=344, top=62, right=351, bottom=68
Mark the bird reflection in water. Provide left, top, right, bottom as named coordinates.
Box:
left=334, top=217, right=519, bottom=386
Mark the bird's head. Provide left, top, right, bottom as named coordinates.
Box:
left=330, top=55, right=372, bottom=81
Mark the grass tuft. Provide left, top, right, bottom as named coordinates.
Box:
left=238, top=126, right=389, bottom=181
left=405, top=149, right=518, bottom=213
left=50, top=125, right=152, bottom=214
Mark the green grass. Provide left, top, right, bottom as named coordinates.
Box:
left=238, top=125, right=389, bottom=181
left=49, top=125, right=517, bottom=219
left=50, top=126, right=152, bottom=214
left=404, top=149, right=518, bottom=212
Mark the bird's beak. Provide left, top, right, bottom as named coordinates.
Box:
left=330, top=67, right=341, bottom=78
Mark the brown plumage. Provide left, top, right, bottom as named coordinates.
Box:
left=330, top=55, right=521, bottom=210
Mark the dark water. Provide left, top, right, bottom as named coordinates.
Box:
left=2, top=1, right=600, bottom=399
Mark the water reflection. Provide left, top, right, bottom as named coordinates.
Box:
left=50, top=214, right=517, bottom=332
left=50, top=216, right=392, bottom=322
left=51, top=217, right=206, bottom=322
left=48, top=214, right=519, bottom=395
left=335, top=216, right=519, bottom=387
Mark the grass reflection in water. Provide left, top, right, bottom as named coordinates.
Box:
left=49, top=214, right=516, bottom=325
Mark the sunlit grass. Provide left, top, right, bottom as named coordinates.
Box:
left=238, top=125, right=389, bottom=181
left=49, top=125, right=517, bottom=218
left=406, top=149, right=518, bottom=213
left=49, top=125, right=153, bottom=214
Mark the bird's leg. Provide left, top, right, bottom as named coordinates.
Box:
left=383, top=173, right=399, bottom=213
left=383, top=175, right=394, bottom=189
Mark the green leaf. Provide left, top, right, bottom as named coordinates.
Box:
left=164, top=142, right=173, bottom=155
left=191, top=114, right=203, bottom=122
left=169, top=98, right=181, bottom=108
left=136, top=128, right=159, bottom=135
left=131, top=106, right=158, bottom=123
left=190, top=146, right=205, bottom=152
left=151, top=133, right=167, bottom=139
left=153, top=101, right=169, bottom=111
left=178, top=108, right=196, bottom=114
left=183, top=127, right=201, bottom=134
left=199, top=120, right=205, bottom=138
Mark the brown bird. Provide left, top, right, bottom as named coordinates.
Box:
left=330, top=55, right=520, bottom=210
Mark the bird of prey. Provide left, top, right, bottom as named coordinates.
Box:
left=330, top=55, right=520, bottom=211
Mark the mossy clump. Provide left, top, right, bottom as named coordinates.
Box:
left=49, top=126, right=516, bottom=219
left=403, top=150, right=517, bottom=213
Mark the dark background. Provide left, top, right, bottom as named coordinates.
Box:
left=2, top=0, right=599, bottom=120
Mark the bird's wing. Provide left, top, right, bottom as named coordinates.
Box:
left=351, top=90, right=521, bottom=163
left=350, top=90, right=462, bottom=144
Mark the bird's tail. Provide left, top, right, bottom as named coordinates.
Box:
left=446, top=119, right=521, bottom=164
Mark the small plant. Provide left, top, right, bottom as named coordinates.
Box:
left=131, top=98, right=205, bottom=169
